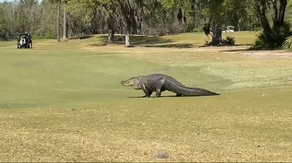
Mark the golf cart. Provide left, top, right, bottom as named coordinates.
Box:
left=222, top=26, right=235, bottom=33
left=17, top=33, right=32, bottom=49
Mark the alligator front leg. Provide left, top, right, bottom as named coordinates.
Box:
left=141, top=84, right=151, bottom=98
left=142, top=91, right=152, bottom=97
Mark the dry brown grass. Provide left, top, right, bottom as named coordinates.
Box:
left=1, top=87, right=292, bottom=162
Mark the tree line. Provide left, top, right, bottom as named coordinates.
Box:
left=0, top=0, right=292, bottom=49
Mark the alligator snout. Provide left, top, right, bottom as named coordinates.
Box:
left=121, top=81, right=126, bottom=85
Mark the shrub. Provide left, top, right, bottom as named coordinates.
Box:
left=282, top=36, right=292, bottom=51
left=192, top=28, right=200, bottom=33
left=184, top=22, right=196, bottom=32
left=203, top=36, right=235, bottom=46
left=251, top=21, right=292, bottom=50
left=44, top=31, right=56, bottom=39
left=222, top=36, right=235, bottom=46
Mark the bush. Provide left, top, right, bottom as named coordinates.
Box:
left=251, top=22, right=292, bottom=50
left=282, top=36, right=292, bottom=50
left=203, top=36, right=235, bottom=46
left=222, top=36, right=235, bottom=46
left=192, top=28, right=200, bottom=33
left=184, top=22, right=202, bottom=33
left=184, top=22, right=196, bottom=32
left=44, top=31, right=56, bottom=39
left=0, top=33, right=8, bottom=41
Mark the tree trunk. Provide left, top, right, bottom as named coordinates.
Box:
left=108, top=29, right=115, bottom=43
left=278, top=0, right=287, bottom=23
left=119, top=20, right=123, bottom=34
left=57, top=0, right=60, bottom=42
left=137, top=17, right=142, bottom=35
left=272, top=0, right=278, bottom=21
left=211, top=25, right=222, bottom=46
left=127, top=0, right=137, bottom=34
left=255, top=0, right=272, bottom=36
left=66, top=18, right=69, bottom=37
left=107, top=14, right=115, bottom=43
left=119, top=0, right=133, bottom=46
left=63, top=4, right=67, bottom=39
left=125, top=24, right=131, bottom=47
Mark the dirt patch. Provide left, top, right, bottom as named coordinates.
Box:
left=215, top=46, right=292, bottom=59
left=83, top=44, right=292, bottom=60
left=240, top=51, right=292, bottom=59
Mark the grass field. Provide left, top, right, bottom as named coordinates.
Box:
left=0, top=31, right=292, bottom=162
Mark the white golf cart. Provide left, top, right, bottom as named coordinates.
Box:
left=222, top=26, right=235, bottom=33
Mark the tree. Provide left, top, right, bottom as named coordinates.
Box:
left=66, top=0, right=119, bottom=42
left=252, top=0, right=292, bottom=49
left=102, top=0, right=118, bottom=43
left=256, top=0, right=287, bottom=35
left=202, top=0, right=225, bottom=46
left=224, top=0, right=256, bottom=31
left=118, top=0, right=137, bottom=47
left=48, top=0, right=61, bottom=42
left=201, top=0, right=257, bottom=46
left=0, top=4, right=8, bottom=40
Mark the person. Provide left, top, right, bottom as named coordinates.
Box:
left=28, top=34, right=32, bottom=48
left=202, top=23, right=211, bottom=44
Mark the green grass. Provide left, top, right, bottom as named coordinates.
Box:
left=161, top=31, right=258, bottom=46
left=0, top=32, right=292, bottom=162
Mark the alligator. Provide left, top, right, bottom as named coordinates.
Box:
left=121, top=73, right=220, bottom=97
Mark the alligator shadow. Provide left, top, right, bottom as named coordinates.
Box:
left=127, top=94, right=220, bottom=98
left=127, top=95, right=177, bottom=98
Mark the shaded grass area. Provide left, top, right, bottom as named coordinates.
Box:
left=98, top=34, right=196, bottom=48
left=90, top=31, right=259, bottom=48
left=0, top=31, right=258, bottom=49
left=0, top=32, right=292, bottom=161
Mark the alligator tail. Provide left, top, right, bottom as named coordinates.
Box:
left=164, top=80, right=220, bottom=96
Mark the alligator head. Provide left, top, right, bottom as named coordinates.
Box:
left=121, top=76, right=144, bottom=90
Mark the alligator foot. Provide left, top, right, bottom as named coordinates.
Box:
left=142, top=95, right=151, bottom=98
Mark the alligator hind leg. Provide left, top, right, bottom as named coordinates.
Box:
left=155, top=79, right=166, bottom=97
left=156, top=89, right=162, bottom=97
left=176, top=94, right=182, bottom=97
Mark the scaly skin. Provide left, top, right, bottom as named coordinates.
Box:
left=121, top=74, right=220, bottom=98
